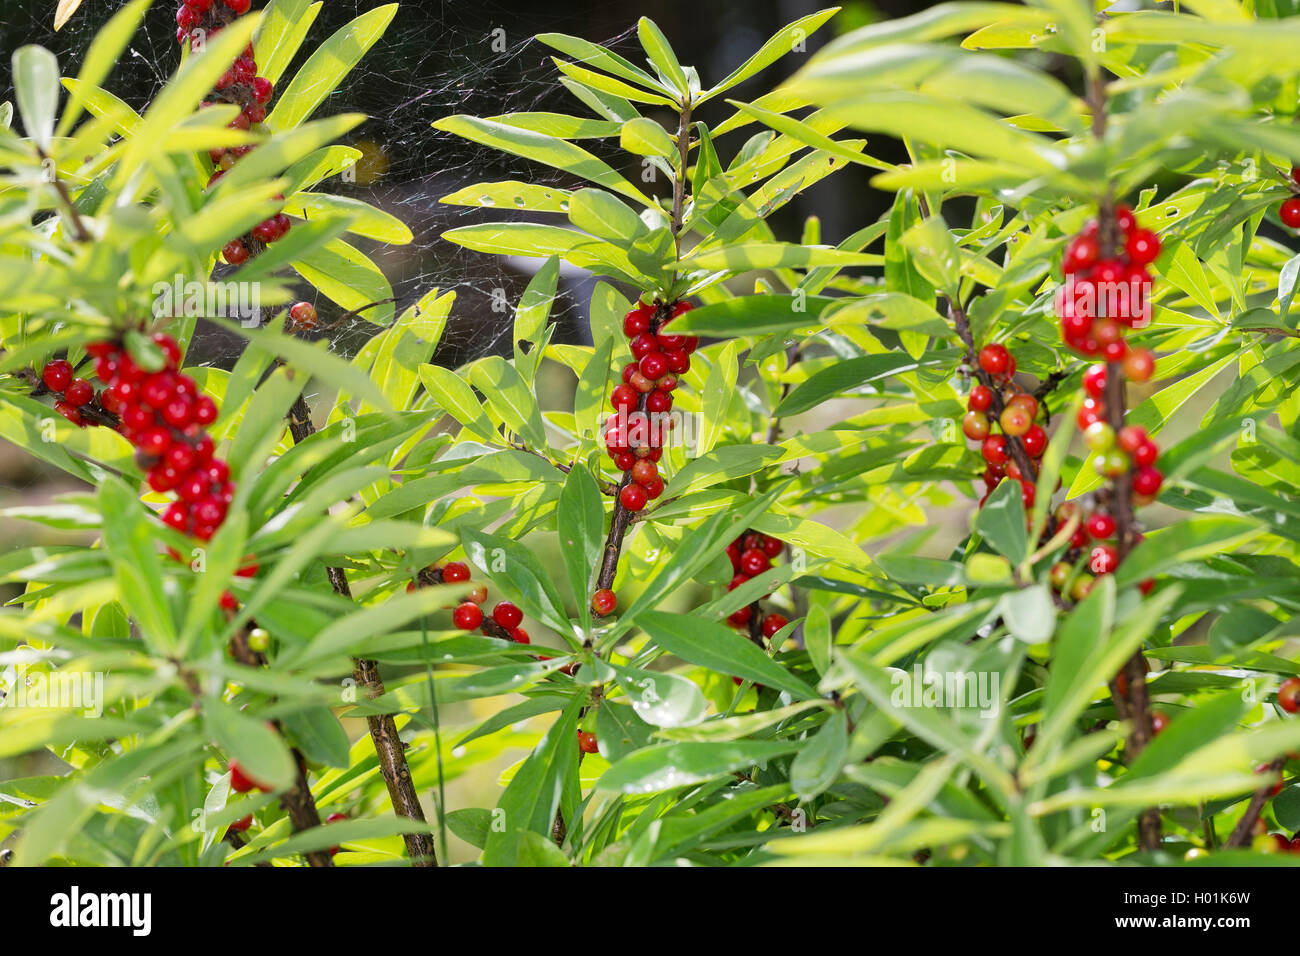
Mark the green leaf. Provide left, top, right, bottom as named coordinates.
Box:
left=462, top=526, right=574, bottom=637
left=433, top=115, right=654, bottom=208
left=1115, top=517, right=1266, bottom=588
left=468, top=356, right=548, bottom=449
left=619, top=117, right=677, bottom=160
left=975, top=477, right=1027, bottom=564
left=775, top=353, right=940, bottom=417
left=702, top=8, right=841, bottom=102
left=597, top=740, right=797, bottom=794
left=514, top=256, right=560, bottom=382
left=12, top=46, right=59, bottom=150
left=418, top=364, right=497, bottom=442
left=791, top=710, right=848, bottom=799
left=609, top=662, right=708, bottom=728
left=483, top=696, right=583, bottom=865
left=280, top=707, right=350, bottom=769
left=639, top=610, right=818, bottom=699
left=557, top=465, right=605, bottom=622
left=267, top=4, right=397, bottom=130
left=203, top=700, right=296, bottom=792
left=637, top=18, right=691, bottom=98
left=568, top=188, right=649, bottom=246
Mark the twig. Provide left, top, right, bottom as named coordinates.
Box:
left=1088, top=68, right=1161, bottom=853
left=1226, top=757, right=1285, bottom=848
left=227, top=625, right=333, bottom=867
left=37, top=147, right=92, bottom=243
left=284, top=397, right=438, bottom=866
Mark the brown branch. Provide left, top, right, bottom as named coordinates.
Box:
left=37, top=147, right=92, bottom=243
left=227, top=625, right=333, bottom=867
left=1088, top=67, right=1161, bottom=852
left=1226, top=757, right=1285, bottom=849
left=285, top=399, right=437, bottom=866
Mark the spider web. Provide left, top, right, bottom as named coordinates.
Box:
left=8, top=0, right=881, bottom=369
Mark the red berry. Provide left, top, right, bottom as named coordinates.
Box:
left=508, top=626, right=530, bottom=644
left=623, top=306, right=651, bottom=337
left=161, top=502, right=189, bottom=532
left=288, top=302, right=317, bottom=329
left=193, top=497, right=227, bottom=527
left=1133, top=439, right=1159, bottom=468
left=619, top=483, right=648, bottom=511
left=1282, top=199, right=1300, bottom=229
left=739, top=548, right=770, bottom=577
left=978, top=344, right=1010, bottom=376
left=631, top=459, right=657, bottom=485
left=640, top=474, right=665, bottom=499
left=663, top=348, right=690, bottom=374
left=1132, top=466, right=1163, bottom=497
left=1279, top=677, right=1300, bottom=715
left=639, top=352, right=668, bottom=380
left=727, top=606, right=752, bottom=627
left=492, top=601, right=522, bottom=629
left=610, top=384, right=637, bottom=412
left=1087, top=513, right=1116, bottom=540
left=225, top=0, right=252, bottom=14
left=441, top=561, right=470, bottom=583
left=452, top=602, right=483, bottom=629
left=645, top=389, right=672, bottom=414
left=1063, top=234, right=1100, bottom=274
left=761, top=534, right=783, bottom=558
left=193, top=395, right=218, bottom=425
left=962, top=411, right=989, bottom=441
left=760, top=614, right=789, bottom=639
left=162, top=397, right=194, bottom=428
left=230, top=814, right=253, bottom=833
left=611, top=451, right=636, bottom=471
left=235, top=560, right=258, bottom=578
left=629, top=333, right=658, bottom=359
left=222, top=240, right=249, bottom=264
left=1117, top=425, right=1147, bottom=456
left=42, top=359, right=73, bottom=392
left=1077, top=397, right=1105, bottom=430
left=577, top=731, right=599, bottom=754
left=228, top=760, right=261, bottom=793
left=591, top=588, right=617, bottom=615
left=1022, top=424, right=1047, bottom=458
left=981, top=435, right=1009, bottom=466
left=252, top=77, right=274, bottom=104
left=138, top=426, right=173, bottom=456
left=1082, top=364, right=1107, bottom=399
left=148, top=465, right=183, bottom=493
left=1125, top=228, right=1161, bottom=266
left=1089, top=544, right=1119, bottom=575
left=1123, top=348, right=1155, bottom=382
left=1115, top=205, right=1136, bottom=235
left=1151, top=711, right=1168, bottom=735
left=968, top=384, right=993, bottom=412
left=219, top=589, right=239, bottom=610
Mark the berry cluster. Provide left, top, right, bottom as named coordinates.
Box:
left=412, top=560, right=536, bottom=647
left=175, top=0, right=290, bottom=265
left=723, top=530, right=788, bottom=638
left=604, top=300, right=698, bottom=512
left=41, top=357, right=113, bottom=427
left=1076, top=368, right=1164, bottom=494
left=1048, top=501, right=1155, bottom=600
left=47, top=336, right=233, bottom=540
left=964, top=343, right=1047, bottom=509
left=1057, top=205, right=1159, bottom=368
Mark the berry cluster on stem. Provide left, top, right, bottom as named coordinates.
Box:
left=723, top=529, right=788, bottom=640
left=176, top=0, right=291, bottom=265
left=965, top=344, right=1047, bottom=510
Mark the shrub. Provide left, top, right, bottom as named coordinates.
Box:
left=3, top=0, right=1300, bottom=869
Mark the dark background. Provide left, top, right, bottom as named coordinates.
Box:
left=0, top=0, right=953, bottom=362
